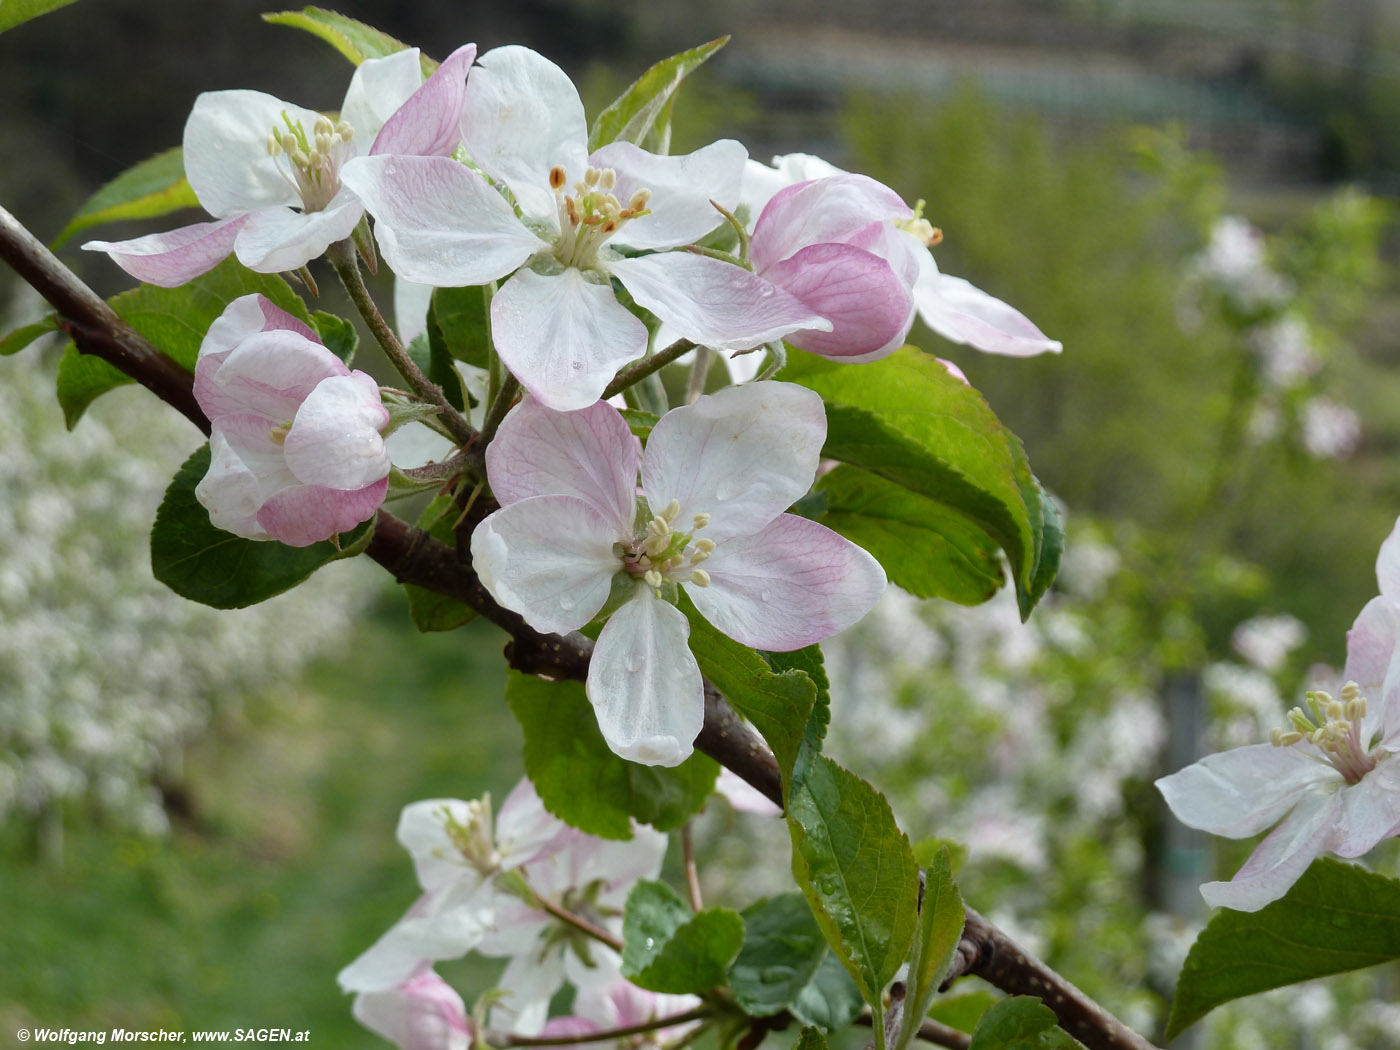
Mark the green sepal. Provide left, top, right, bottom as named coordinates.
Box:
left=620, top=879, right=744, bottom=994
left=52, top=147, right=198, bottom=248
left=311, top=310, right=358, bottom=364
left=262, top=7, right=433, bottom=76
left=506, top=673, right=719, bottom=838
left=150, top=443, right=373, bottom=609
left=588, top=37, right=729, bottom=154
left=1166, top=858, right=1400, bottom=1039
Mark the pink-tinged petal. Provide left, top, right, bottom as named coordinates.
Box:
left=183, top=90, right=311, bottom=216
left=339, top=880, right=497, bottom=992
left=486, top=397, right=639, bottom=532
left=1377, top=518, right=1400, bottom=603
left=196, top=430, right=269, bottom=540
left=764, top=242, right=914, bottom=361
left=741, top=153, right=845, bottom=218
left=342, top=155, right=540, bottom=286
left=203, top=329, right=348, bottom=422
left=915, top=267, right=1063, bottom=357
left=1201, top=790, right=1340, bottom=912
left=461, top=45, right=589, bottom=223
left=689, top=514, right=886, bottom=651
left=372, top=44, right=477, bottom=158
left=255, top=476, right=387, bottom=546
left=1344, top=596, right=1399, bottom=702
left=396, top=799, right=490, bottom=894
left=538, top=1018, right=598, bottom=1041
left=495, top=778, right=576, bottom=868
left=196, top=293, right=317, bottom=370
left=588, top=592, right=704, bottom=767
left=83, top=214, right=250, bottom=287
left=470, top=495, right=623, bottom=635
left=492, top=268, right=648, bottom=412
left=715, top=768, right=782, bottom=816
left=641, top=381, right=826, bottom=540
left=343, top=47, right=430, bottom=148
left=938, top=357, right=970, bottom=384
left=353, top=971, right=473, bottom=1050
left=1155, top=743, right=1337, bottom=839
left=1334, top=758, right=1400, bottom=856
left=212, top=413, right=301, bottom=487
left=849, top=220, right=925, bottom=288
left=283, top=373, right=390, bottom=489
left=233, top=193, right=364, bottom=273
left=751, top=174, right=911, bottom=274
left=608, top=253, right=830, bottom=353
left=592, top=139, right=746, bottom=250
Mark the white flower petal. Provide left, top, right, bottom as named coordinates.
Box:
left=609, top=253, right=829, bottom=353
left=641, top=381, right=826, bottom=540
left=352, top=971, right=472, bottom=1050
left=1201, top=789, right=1340, bottom=912
left=396, top=798, right=489, bottom=893
left=196, top=430, right=269, bottom=540
left=491, top=267, right=648, bottom=412
left=470, top=495, right=623, bottom=635
left=183, top=90, right=313, bottom=216
left=461, top=45, right=589, bottom=223
left=342, top=154, right=541, bottom=286
left=1156, top=743, right=1337, bottom=839
left=82, top=215, right=250, bottom=287
left=593, top=139, right=746, bottom=250
left=233, top=192, right=365, bottom=273
left=486, top=397, right=639, bottom=532
left=342, top=47, right=428, bottom=147
left=338, top=880, right=496, bottom=992
left=283, top=372, right=390, bottom=489
left=1378, top=518, right=1400, bottom=603
left=1335, top=757, right=1400, bottom=856
left=689, top=514, right=886, bottom=651
left=915, top=265, right=1062, bottom=357
left=489, top=942, right=567, bottom=1036
left=587, top=592, right=704, bottom=767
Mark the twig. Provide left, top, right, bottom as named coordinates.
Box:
left=490, top=1006, right=712, bottom=1046
left=531, top=893, right=624, bottom=953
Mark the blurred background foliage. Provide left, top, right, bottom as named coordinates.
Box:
left=6, top=0, right=1400, bottom=1046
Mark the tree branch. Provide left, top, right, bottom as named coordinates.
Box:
left=0, top=202, right=1159, bottom=1050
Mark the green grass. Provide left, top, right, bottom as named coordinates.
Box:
left=0, top=591, right=523, bottom=1041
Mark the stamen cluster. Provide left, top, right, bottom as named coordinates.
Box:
left=550, top=164, right=652, bottom=269
left=1270, top=681, right=1378, bottom=784
left=624, top=499, right=715, bottom=590
left=268, top=112, right=356, bottom=213
left=439, top=796, right=502, bottom=874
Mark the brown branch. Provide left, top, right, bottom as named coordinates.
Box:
left=0, top=201, right=1158, bottom=1050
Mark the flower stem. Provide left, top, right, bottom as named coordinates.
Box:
left=481, top=373, right=521, bottom=445
left=602, top=338, right=696, bottom=402
left=496, top=1007, right=713, bottom=1047
left=684, top=346, right=713, bottom=404
left=327, top=239, right=477, bottom=448
left=681, top=823, right=704, bottom=911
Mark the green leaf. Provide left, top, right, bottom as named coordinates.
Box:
left=968, top=997, right=1080, bottom=1050
left=928, top=991, right=1000, bottom=1034
left=506, top=673, right=718, bottom=839
left=762, top=645, right=831, bottom=762
left=56, top=256, right=312, bottom=427
left=728, top=893, right=829, bottom=1017
left=817, top=465, right=1004, bottom=605
left=901, top=849, right=966, bottom=1047
left=786, top=753, right=919, bottom=1010
left=150, top=444, right=371, bottom=609
left=621, top=880, right=745, bottom=994
left=311, top=310, right=358, bottom=364
left=783, top=346, right=1058, bottom=617
left=619, top=407, right=659, bottom=441
left=791, top=952, right=865, bottom=1031
left=1166, top=858, right=1400, bottom=1039
left=52, top=148, right=198, bottom=248
left=0, top=0, right=80, bottom=34
left=588, top=37, right=728, bottom=154
left=794, top=1028, right=830, bottom=1050
left=0, top=316, right=58, bottom=356
left=429, top=285, right=491, bottom=370
left=262, top=7, right=431, bottom=75
left=680, top=593, right=816, bottom=794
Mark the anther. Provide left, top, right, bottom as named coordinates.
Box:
left=660, top=500, right=681, bottom=523
left=689, top=569, right=711, bottom=587
left=549, top=166, right=567, bottom=190
left=693, top=513, right=710, bottom=529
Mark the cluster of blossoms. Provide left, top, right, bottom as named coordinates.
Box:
left=339, top=777, right=697, bottom=1045
left=84, top=40, right=1059, bottom=768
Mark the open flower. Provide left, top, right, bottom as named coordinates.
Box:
left=743, top=154, right=1061, bottom=362
left=341, top=45, right=828, bottom=411
left=1156, top=520, right=1400, bottom=911
left=194, top=293, right=390, bottom=546
left=338, top=776, right=666, bottom=1034
left=84, top=44, right=475, bottom=285
left=470, top=382, right=886, bottom=765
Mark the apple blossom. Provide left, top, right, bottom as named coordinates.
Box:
left=194, top=293, right=390, bottom=547
left=743, top=153, right=1061, bottom=363
left=470, top=382, right=887, bottom=766
left=340, top=45, right=829, bottom=411
left=84, top=44, right=476, bottom=285
left=537, top=973, right=703, bottom=1048
left=353, top=970, right=473, bottom=1050
left=1156, top=519, right=1400, bottom=911
left=338, top=776, right=667, bottom=1038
